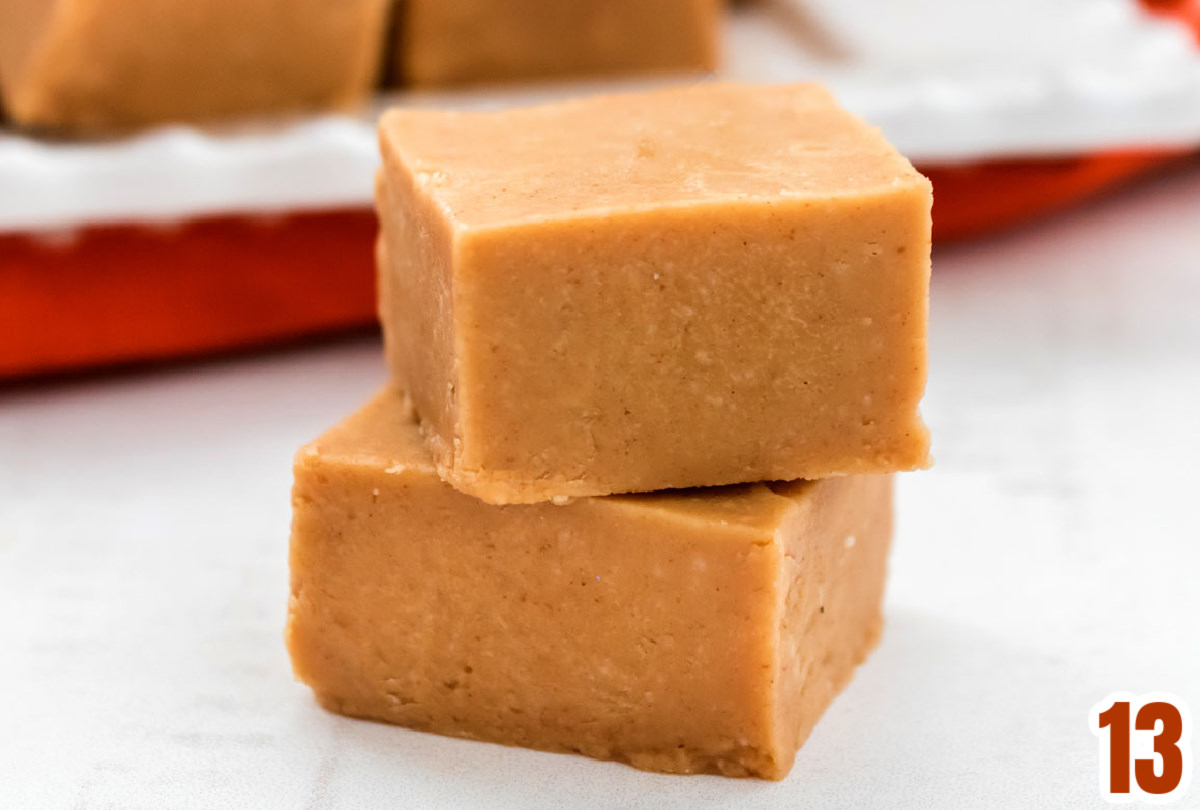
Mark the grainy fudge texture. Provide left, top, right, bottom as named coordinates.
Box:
left=394, top=0, right=720, bottom=87
left=376, top=83, right=932, bottom=504
left=0, top=0, right=390, bottom=132
left=286, top=389, right=893, bottom=780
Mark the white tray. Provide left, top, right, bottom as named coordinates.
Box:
left=2, top=0, right=1199, bottom=234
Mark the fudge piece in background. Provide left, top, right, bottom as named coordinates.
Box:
left=0, top=0, right=390, bottom=133
left=394, top=0, right=720, bottom=87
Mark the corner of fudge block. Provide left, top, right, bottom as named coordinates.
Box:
left=766, top=474, right=894, bottom=774
left=375, top=126, right=465, bottom=474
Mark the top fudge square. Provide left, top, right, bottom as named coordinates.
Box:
left=377, top=82, right=931, bottom=505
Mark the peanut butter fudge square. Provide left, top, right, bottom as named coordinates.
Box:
left=376, top=83, right=932, bottom=504
left=286, top=389, right=893, bottom=780
left=0, top=0, right=389, bottom=132
left=394, top=0, right=720, bottom=88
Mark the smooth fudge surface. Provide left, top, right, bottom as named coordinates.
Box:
left=395, top=0, right=720, bottom=88
left=0, top=0, right=389, bottom=132
left=286, top=389, right=893, bottom=780
left=377, top=83, right=932, bottom=504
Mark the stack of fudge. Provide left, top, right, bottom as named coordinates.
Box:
left=286, top=82, right=932, bottom=780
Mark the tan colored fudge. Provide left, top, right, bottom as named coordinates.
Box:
left=376, top=83, right=932, bottom=504
left=286, top=389, right=893, bottom=780
left=0, top=0, right=390, bottom=133
left=394, top=0, right=720, bottom=88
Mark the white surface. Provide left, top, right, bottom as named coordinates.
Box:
left=2, top=161, right=1200, bottom=809
left=3, top=0, right=1200, bottom=233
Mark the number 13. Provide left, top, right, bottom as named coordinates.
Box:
left=1091, top=692, right=1193, bottom=804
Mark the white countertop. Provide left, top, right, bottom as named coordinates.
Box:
left=3, top=163, right=1200, bottom=808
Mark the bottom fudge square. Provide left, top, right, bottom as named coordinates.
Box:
left=286, top=390, right=893, bottom=780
